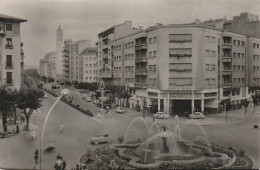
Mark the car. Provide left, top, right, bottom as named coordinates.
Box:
left=153, top=112, right=170, bottom=119
left=86, top=97, right=92, bottom=102
left=92, top=100, right=99, bottom=105
left=115, top=107, right=124, bottom=114
left=188, top=112, right=205, bottom=119
left=90, top=134, right=112, bottom=145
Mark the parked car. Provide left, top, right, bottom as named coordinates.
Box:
left=153, top=112, right=170, bottom=119
left=115, top=107, right=124, bottom=114
left=92, top=100, right=99, bottom=105
left=86, top=97, right=92, bottom=102
left=188, top=112, right=205, bottom=119
left=90, top=134, right=112, bottom=145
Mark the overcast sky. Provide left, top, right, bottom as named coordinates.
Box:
left=0, top=0, right=260, bottom=68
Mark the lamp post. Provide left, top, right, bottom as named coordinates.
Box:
left=100, top=81, right=105, bottom=116
left=224, top=103, right=227, bottom=121
left=40, top=89, right=70, bottom=170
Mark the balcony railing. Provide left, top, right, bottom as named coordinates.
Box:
left=135, top=44, right=148, bottom=50
left=222, top=70, right=232, bottom=76
left=135, top=82, right=147, bottom=89
left=222, top=83, right=232, bottom=89
left=135, top=57, right=148, bottom=63
left=135, top=69, right=148, bottom=75
left=222, top=56, right=232, bottom=63
left=5, top=62, right=14, bottom=69
left=5, top=44, right=13, bottom=49
left=222, top=44, right=232, bottom=50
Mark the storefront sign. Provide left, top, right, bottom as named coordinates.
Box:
left=170, top=93, right=191, bottom=99
left=168, top=86, right=194, bottom=90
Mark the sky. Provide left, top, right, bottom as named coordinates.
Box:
left=0, top=0, right=260, bottom=68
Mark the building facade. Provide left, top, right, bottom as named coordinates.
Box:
left=39, top=52, right=56, bottom=78
left=98, top=13, right=260, bottom=115
left=0, top=14, right=26, bottom=90
left=79, top=47, right=98, bottom=83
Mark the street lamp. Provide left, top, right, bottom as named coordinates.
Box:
left=40, top=88, right=70, bottom=170
left=100, top=81, right=105, bottom=117
left=224, top=103, right=227, bottom=121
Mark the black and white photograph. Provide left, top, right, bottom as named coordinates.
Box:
left=0, top=0, right=259, bottom=169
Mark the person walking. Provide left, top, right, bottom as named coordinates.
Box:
left=16, top=124, right=20, bottom=134
left=34, top=148, right=39, bottom=164
left=59, top=122, right=64, bottom=134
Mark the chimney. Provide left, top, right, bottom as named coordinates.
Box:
left=195, top=19, right=201, bottom=24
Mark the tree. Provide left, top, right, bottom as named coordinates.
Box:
left=220, top=100, right=232, bottom=111
left=0, top=86, right=16, bottom=132
left=16, top=87, right=44, bottom=130
left=241, top=99, right=249, bottom=115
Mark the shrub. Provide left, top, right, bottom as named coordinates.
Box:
left=76, top=105, right=80, bottom=107
left=69, top=100, right=72, bottom=103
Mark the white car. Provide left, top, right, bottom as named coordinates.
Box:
left=188, top=112, right=205, bottom=119
left=153, top=112, right=170, bottom=119
left=115, top=107, right=124, bottom=114
left=90, top=134, right=112, bottom=145
left=86, top=97, right=92, bottom=102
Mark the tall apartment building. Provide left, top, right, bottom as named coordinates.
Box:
left=63, top=39, right=72, bottom=81
left=0, top=14, right=26, bottom=90
left=97, top=21, right=141, bottom=82
left=79, top=47, right=98, bottom=83
left=98, top=13, right=260, bottom=115
left=68, top=40, right=93, bottom=83
left=39, top=52, right=56, bottom=78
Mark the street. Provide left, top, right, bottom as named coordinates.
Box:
left=0, top=92, right=259, bottom=169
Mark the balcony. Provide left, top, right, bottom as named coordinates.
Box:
left=135, top=57, right=148, bottom=63
left=135, top=69, right=147, bottom=75
left=5, top=62, right=14, bottom=69
left=135, top=44, right=148, bottom=50
left=222, top=70, right=232, bottom=76
left=135, top=83, right=147, bottom=89
left=222, top=56, right=232, bottom=63
left=103, top=54, right=108, bottom=59
left=222, top=83, right=232, bottom=89
left=5, top=44, right=13, bottom=49
left=222, top=44, right=232, bottom=50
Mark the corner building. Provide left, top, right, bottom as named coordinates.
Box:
left=98, top=13, right=260, bottom=115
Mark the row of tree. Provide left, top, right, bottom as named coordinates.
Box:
left=0, top=86, right=44, bottom=132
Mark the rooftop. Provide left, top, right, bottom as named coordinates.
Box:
left=0, top=13, right=27, bottom=22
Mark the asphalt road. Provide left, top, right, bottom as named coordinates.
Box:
left=0, top=91, right=259, bottom=169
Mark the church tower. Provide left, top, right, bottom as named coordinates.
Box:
left=55, top=25, right=64, bottom=81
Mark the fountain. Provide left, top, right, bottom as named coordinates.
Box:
left=79, top=116, right=254, bottom=169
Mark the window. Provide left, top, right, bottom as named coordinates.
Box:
left=253, top=43, right=256, bottom=48
left=169, top=34, right=192, bottom=43
left=6, top=24, right=12, bottom=31
left=233, top=65, right=236, bottom=71
left=205, top=78, right=215, bottom=85
left=237, top=53, right=240, bottom=59
left=233, top=40, right=236, bottom=45
left=205, top=64, right=215, bottom=71
left=241, top=53, right=245, bottom=59
left=237, top=40, right=240, bottom=46
left=233, top=78, right=236, bottom=83
left=257, top=44, right=260, bottom=48
left=169, top=78, right=191, bottom=86
left=233, top=52, right=236, bottom=58
left=6, top=38, right=12, bottom=45
left=149, top=38, right=152, bottom=44
left=6, top=55, right=12, bottom=68
left=169, top=48, right=192, bottom=57
left=241, top=66, right=245, bottom=71
left=154, top=37, right=157, bottom=43
left=242, top=41, right=245, bottom=46
left=153, top=51, right=157, bottom=57
left=6, top=72, right=12, bottom=85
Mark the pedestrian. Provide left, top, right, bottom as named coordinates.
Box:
left=34, top=148, right=39, bottom=164
left=16, top=123, right=20, bottom=134
left=56, top=153, right=62, bottom=160
left=59, top=122, right=64, bottom=133
left=62, top=160, right=66, bottom=170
